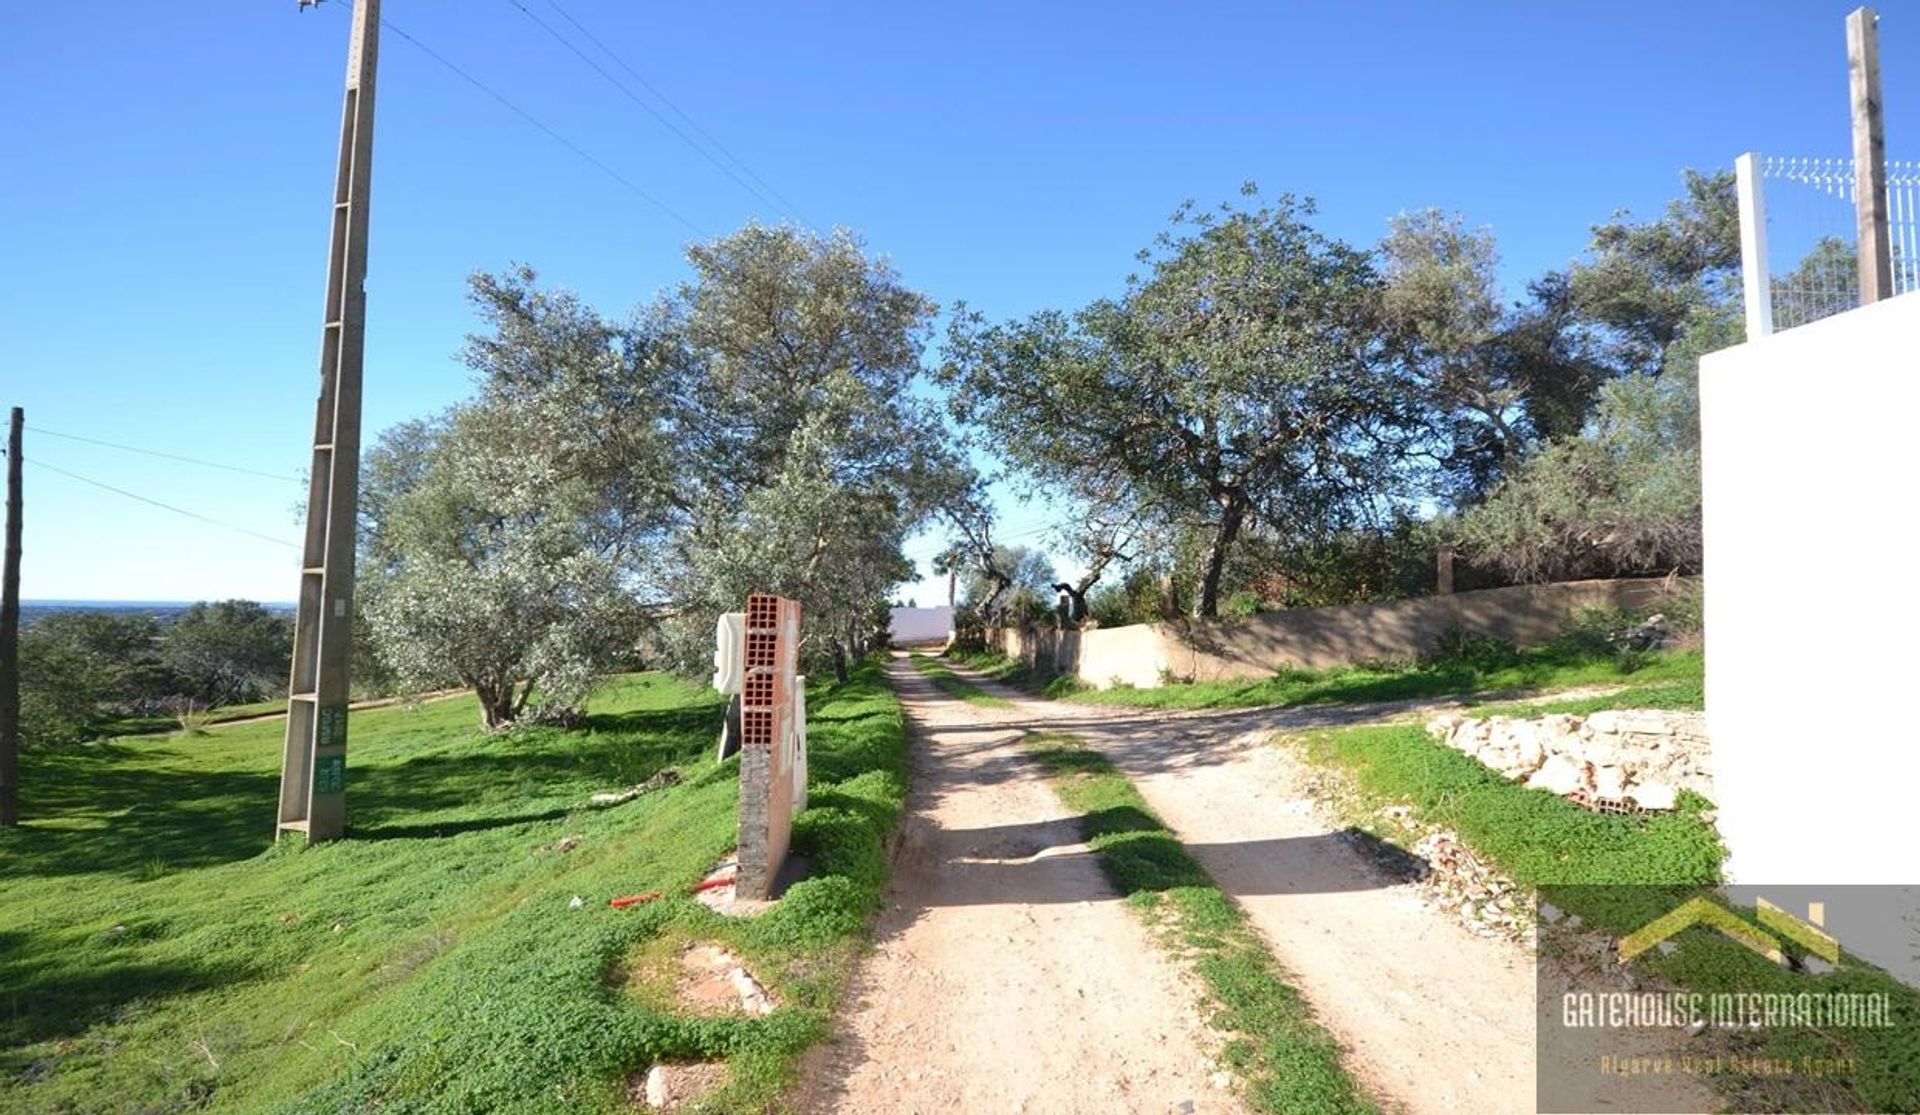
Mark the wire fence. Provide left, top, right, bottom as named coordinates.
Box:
left=1752, top=155, right=1920, bottom=332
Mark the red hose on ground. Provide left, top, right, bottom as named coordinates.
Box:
left=690, top=876, right=736, bottom=893
left=609, top=891, right=662, bottom=909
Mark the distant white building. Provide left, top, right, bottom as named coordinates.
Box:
left=888, top=605, right=953, bottom=646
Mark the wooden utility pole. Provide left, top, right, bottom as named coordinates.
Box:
left=279, top=0, right=378, bottom=842
left=0, top=408, right=21, bottom=827
left=1849, top=6, right=1893, bottom=304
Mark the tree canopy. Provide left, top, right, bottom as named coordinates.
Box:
left=936, top=188, right=1426, bottom=617
left=361, top=226, right=967, bottom=722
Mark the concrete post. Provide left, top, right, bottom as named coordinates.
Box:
left=279, top=0, right=378, bottom=842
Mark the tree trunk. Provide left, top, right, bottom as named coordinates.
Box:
left=1193, top=498, right=1248, bottom=619
left=831, top=640, right=849, bottom=685
left=475, top=681, right=515, bottom=730
left=1058, top=584, right=1089, bottom=624
left=1156, top=570, right=1180, bottom=620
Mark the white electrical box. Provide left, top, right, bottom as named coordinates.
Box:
left=711, top=612, right=746, bottom=694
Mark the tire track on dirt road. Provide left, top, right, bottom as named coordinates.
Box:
left=939, top=659, right=1718, bottom=1115
left=794, top=654, right=1244, bottom=1115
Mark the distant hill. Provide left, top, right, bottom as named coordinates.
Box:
left=20, top=599, right=296, bottom=628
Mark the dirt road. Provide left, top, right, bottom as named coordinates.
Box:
left=1034, top=698, right=1537, bottom=1114
left=802, top=655, right=1707, bottom=1114
left=796, top=655, right=1241, bottom=1114
left=940, top=659, right=1717, bottom=1115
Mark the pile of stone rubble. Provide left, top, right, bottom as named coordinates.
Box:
left=1425, top=709, right=1714, bottom=810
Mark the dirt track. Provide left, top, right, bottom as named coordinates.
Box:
left=800, top=654, right=1710, bottom=1114
left=795, top=655, right=1239, bottom=1114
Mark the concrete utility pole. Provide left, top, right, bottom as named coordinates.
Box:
left=279, top=0, right=378, bottom=842
left=1849, top=6, right=1893, bottom=304
left=1, top=408, right=21, bottom=827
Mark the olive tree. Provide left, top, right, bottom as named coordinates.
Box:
left=363, top=269, right=676, bottom=728
left=1380, top=210, right=1609, bottom=505
left=159, top=600, right=293, bottom=706
left=937, top=188, right=1425, bottom=617
left=1453, top=172, right=1743, bottom=582
left=654, top=224, right=967, bottom=680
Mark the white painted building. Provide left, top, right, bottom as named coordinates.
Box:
left=888, top=605, right=953, bottom=646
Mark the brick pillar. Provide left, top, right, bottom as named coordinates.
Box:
left=737, top=594, right=801, bottom=899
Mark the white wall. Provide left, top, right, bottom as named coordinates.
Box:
left=888, top=605, right=953, bottom=645
left=1700, top=292, right=1920, bottom=885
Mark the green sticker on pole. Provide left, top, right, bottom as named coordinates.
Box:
left=318, top=703, right=348, bottom=749
left=314, top=754, right=346, bottom=796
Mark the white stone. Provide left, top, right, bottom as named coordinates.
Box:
left=729, top=967, right=775, bottom=1016
left=1614, top=710, right=1693, bottom=735
left=1527, top=755, right=1585, bottom=796
left=1427, top=713, right=1466, bottom=739
left=1539, top=713, right=1581, bottom=739
left=1453, top=720, right=1491, bottom=752
left=1629, top=781, right=1679, bottom=811
left=1591, top=765, right=1628, bottom=800
left=644, top=1065, right=669, bottom=1109
left=1614, top=745, right=1659, bottom=771
left=1511, top=733, right=1546, bottom=774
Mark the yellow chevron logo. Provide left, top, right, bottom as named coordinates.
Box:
left=1618, top=896, right=1839, bottom=967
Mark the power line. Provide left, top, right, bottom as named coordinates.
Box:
left=26, top=426, right=301, bottom=482
left=522, top=0, right=812, bottom=225
left=372, top=10, right=706, bottom=236
left=22, top=458, right=301, bottom=550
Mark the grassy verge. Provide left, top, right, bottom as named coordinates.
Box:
left=1068, top=645, right=1703, bottom=711
left=1297, top=718, right=1724, bottom=890
left=1461, top=676, right=1702, bottom=718
left=1291, top=690, right=1919, bottom=1113
left=941, top=648, right=1089, bottom=698
left=1025, top=733, right=1380, bottom=1115
left=908, top=653, right=1013, bottom=708
left=0, top=660, right=910, bottom=1115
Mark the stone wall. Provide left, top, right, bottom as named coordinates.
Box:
left=1425, top=709, right=1713, bottom=810
left=987, top=576, right=1698, bottom=690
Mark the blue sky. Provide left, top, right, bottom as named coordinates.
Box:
left=4, top=1, right=1914, bottom=604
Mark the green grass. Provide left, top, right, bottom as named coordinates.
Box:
left=907, top=653, right=1013, bottom=708
left=0, top=661, right=910, bottom=1115
left=1065, top=646, right=1704, bottom=711
left=98, top=697, right=292, bottom=738
left=941, top=648, right=1089, bottom=698
left=1025, top=733, right=1380, bottom=1115
left=1462, top=677, right=1703, bottom=718
left=1291, top=689, right=1919, bottom=1113
left=1296, top=717, right=1725, bottom=891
